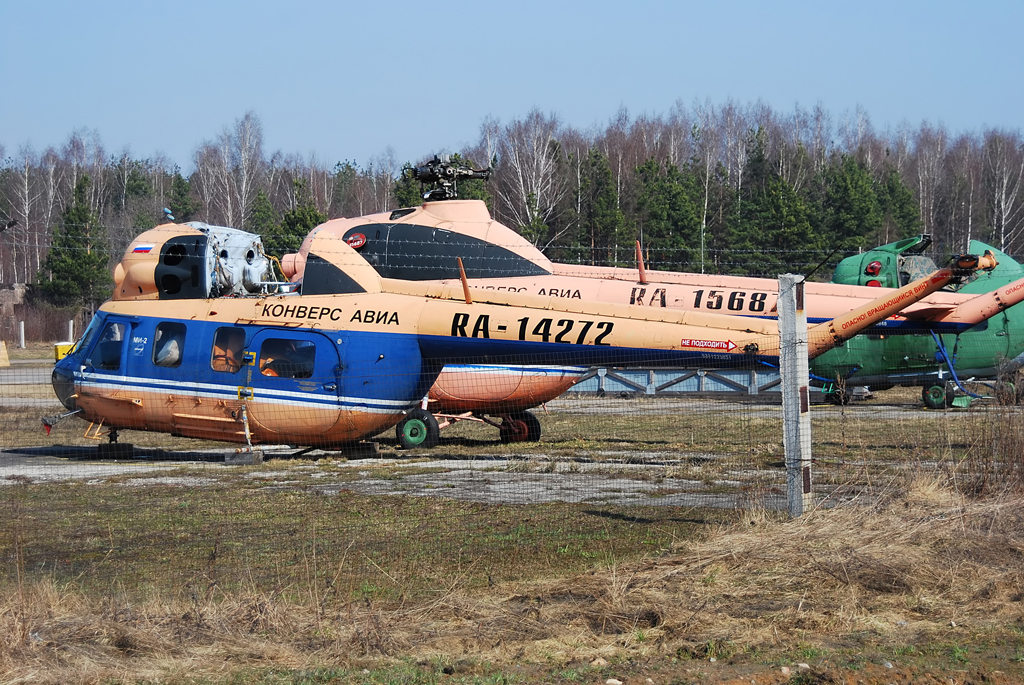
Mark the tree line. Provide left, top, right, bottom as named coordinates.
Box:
left=1, top=101, right=1022, bottom=312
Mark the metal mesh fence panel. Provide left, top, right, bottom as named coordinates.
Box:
left=5, top=341, right=1024, bottom=598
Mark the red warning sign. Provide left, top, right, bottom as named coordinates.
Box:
left=680, top=338, right=737, bottom=351
left=345, top=233, right=367, bottom=249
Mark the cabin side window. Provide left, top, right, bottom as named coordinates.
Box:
left=153, top=322, right=187, bottom=368
left=87, top=321, right=127, bottom=371
left=259, top=338, right=315, bottom=379
left=211, top=327, right=246, bottom=373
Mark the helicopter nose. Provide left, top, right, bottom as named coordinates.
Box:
left=51, top=365, right=78, bottom=411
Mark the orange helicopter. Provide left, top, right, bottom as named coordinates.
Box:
left=274, top=157, right=1024, bottom=443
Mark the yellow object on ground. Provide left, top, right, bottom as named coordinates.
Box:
left=55, top=342, right=74, bottom=361
left=0, top=341, right=8, bottom=367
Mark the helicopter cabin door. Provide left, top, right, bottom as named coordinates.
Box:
left=243, top=329, right=343, bottom=439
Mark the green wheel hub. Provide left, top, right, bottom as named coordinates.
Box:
left=922, top=384, right=947, bottom=409
left=402, top=419, right=429, bottom=445
left=396, top=408, right=440, bottom=449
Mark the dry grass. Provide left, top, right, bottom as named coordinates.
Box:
left=3, top=341, right=59, bottom=362
left=6, top=357, right=1024, bottom=680
left=2, top=481, right=1024, bottom=683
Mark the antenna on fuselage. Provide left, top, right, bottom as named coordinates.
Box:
left=457, top=257, right=473, bottom=304
left=635, top=241, right=649, bottom=285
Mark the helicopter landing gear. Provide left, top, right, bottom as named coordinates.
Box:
left=96, top=429, right=135, bottom=458
left=922, top=383, right=952, bottom=410
left=498, top=411, right=542, bottom=444
left=396, top=408, right=440, bottom=449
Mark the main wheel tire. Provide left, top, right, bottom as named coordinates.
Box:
left=498, top=411, right=542, bottom=444
left=922, top=384, right=947, bottom=410
left=396, top=409, right=440, bottom=449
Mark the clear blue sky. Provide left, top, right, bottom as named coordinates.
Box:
left=2, top=0, right=1021, bottom=171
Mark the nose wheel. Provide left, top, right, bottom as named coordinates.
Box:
left=396, top=408, right=440, bottom=449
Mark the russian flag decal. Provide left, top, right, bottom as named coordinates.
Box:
left=133, top=244, right=154, bottom=253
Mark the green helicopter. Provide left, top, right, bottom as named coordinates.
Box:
left=816, top=235, right=1024, bottom=408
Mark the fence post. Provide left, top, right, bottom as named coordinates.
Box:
left=68, top=320, right=74, bottom=342
left=779, top=274, right=813, bottom=518
left=19, top=321, right=25, bottom=349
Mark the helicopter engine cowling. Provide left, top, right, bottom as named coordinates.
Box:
left=115, top=223, right=275, bottom=300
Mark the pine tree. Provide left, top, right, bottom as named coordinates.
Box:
left=169, top=170, right=200, bottom=223
left=876, top=167, right=921, bottom=242
left=634, top=159, right=702, bottom=270
left=245, top=189, right=278, bottom=236
left=820, top=155, right=883, bottom=251
left=393, top=164, right=423, bottom=208
left=34, top=174, right=113, bottom=309
left=261, top=181, right=325, bottom=259
left=580, top=148, right=628, bottom=265
left=730, top=129, right=819, bottom=276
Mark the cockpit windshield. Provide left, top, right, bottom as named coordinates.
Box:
left=900, top=255, right=939, bottom=285
left=70, top=315, right=104, bottom=356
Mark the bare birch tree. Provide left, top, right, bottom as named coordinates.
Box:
left=112, top=148, right=133, bottom=215
left=230, top=111, right=264, bottom=229
left=665, top=99, right=693, bottom=169
left=720, top=100, right=750, bottom=193
left=366, top=146, right=398, bottom=213
left=941, top=134, right=981, bottom=250
left=838, top=105, right=876, bottom=168
left=494, top=108, right=569, bottom=240
left=191, top=142, right=222, bottom=223
left=691, top=99, right=722, bottom=273
left=599, top=107, right=631, bottom=210
left=912, top=122, right=947, bottom=239
left=887, top=121, right=913, bottom=180
left=306, top=153, right=334, bottom=216
left=475, top=116, right=502, bottom=168
left=34, top=148, right=62, bottom=278
left=982, top=129, right=1024, bottom=251
left=809, top=103, right=833, bottom=177
left=214, top=129, right=236, bottom=227
left=776, top=104, right=812, bottom=193
left=2, top=146, right=39, bottom=283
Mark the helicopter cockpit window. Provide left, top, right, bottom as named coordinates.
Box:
left=900, top=255, right=939, bottom=286
left=153, top=322, right=187, bottom=367
left=88, top=321, right=127, bottom=371
left=211, top=327, right=245, bottom=373
left=71, top=316, right=103, bottom=356
left=259, top=338, right=315, bottom=379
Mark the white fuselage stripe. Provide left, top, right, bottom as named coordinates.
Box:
left=76, top=373, right=415, bottom=413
